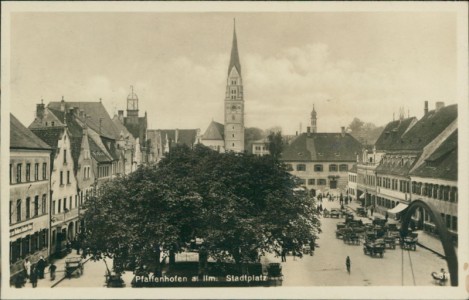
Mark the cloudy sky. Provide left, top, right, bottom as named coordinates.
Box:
left=9, top=11, right=458, bottom=134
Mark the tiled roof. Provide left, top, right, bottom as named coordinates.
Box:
left=48, top=101, right=118, bottom=139
left=375, top=157, right=414, bottom=176
left=10, top=114, right=51, bottom=150
left=149, top=129, right=199, bottom=148
left=410, top=130, right=457, bottom=181
left=29, top=127, right=65, bottom=150
left=70, top=137, right=82, bottom=173
left=202, top=121, right=224, bottom=140
left=124, top=117, right=147, bottom=143
left=374, top=117, right=417, bottom=151
left=88, top=136, right=113, bottom=163
left=280, top=132, right=362, bottom=162
left=112, top=116, right=135, bottom=141
left=386, top=104, right=457, bottom=151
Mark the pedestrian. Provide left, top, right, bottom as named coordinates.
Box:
left=30, top=266, right=38, bottom=288
left=281, top=248, right=287, bottom=262
left=23, top=258, right=31, bottom=279
left=370, top=206, right=374, bottom=217
left=36, top=256, right=46, bottom=279
left=385, top=211, right=389, bottom=222
left=346, top=256, right=351, bottom=274
left=49, top=262, right=57, bottom=281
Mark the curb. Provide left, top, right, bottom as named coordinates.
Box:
left=51, top=256, right=91, bottom=288
left=416, top=242, right=445, bottom=259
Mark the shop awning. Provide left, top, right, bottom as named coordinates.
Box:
left=387, top=203, right=408, bottom=214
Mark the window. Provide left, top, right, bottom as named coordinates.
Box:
left=63, top=198, right=67, bottom=211
left=9, top=201, right=13, bottom=224
left=17, top=164, right=22, bottom=183
left=318, top=179, right=327, bottom=185
left=26, top=197, right=31, bottom=219
left=42, top=194, right=47, bottom=214
left=52, top=200, right=56, bottom=215
left=58, top=199, right=61, bottom=213
left=339, top=164, right=348, bottom=172
left=70, top=196, right=72, bottom=209
left=445, top=214, right=451, bottom=229
left=60, top=171, right=63, bottom=185
left=51, top=121, right=55, bottom=126
left=308, top=179, right=315, bottom=185
left=329, top=164, right=337, bottom=172
left=296, top=164, right=306, bottom=171
left=298, top=178, right=306, bottom=185
left=285, top=164, right=293, bottom=171
left=17, top=199, right=22, bottom=222
left=34, top=163, right=39, bottom=181
left=314, top=164, right=323, bottom=172
left=26, top=163, right=31, bottom=181
left=452, top=216, right=457, bottom=231
left=10, top=164, right=12, bottom=183
left=64, top=150, right=67, bottom=163
left=75, top=195, right=78, bottom=208
left=43, top=163, right=47, bottom=180
left=67, top=171, right=70, bottom=184
left=232, top=134, right=235, bottom=138
left=34, top=196, right=39, bottom=216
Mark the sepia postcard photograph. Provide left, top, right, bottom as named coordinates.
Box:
left=1, top=1, right=468, bottom=299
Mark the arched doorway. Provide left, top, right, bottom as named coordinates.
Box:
left=400, top=200, right=458, bottom=286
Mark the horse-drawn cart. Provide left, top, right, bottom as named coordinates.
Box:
left=363, top=241, right=385, bottom=258
left=65, top=257, right=83, bottom=279
left=400, top=232, right=418, bottom=251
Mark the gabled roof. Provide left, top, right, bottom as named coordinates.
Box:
left=124, top=116, right=147, bottom=142
left=386, top=104, right=457, bottom=151
left=202, top=121, right=225, bottom=140
left=29, top=126, right=65, bottom=150
left=112, top=116, right=135, bottom=141
left=375, top=117, right=417, bottom=151
left=88, top=135, right=113, bottom=163
left=281, top=132, right=362, bottom=162
left=148, top=129, right=199, bottom=148
left=228, top=23, right=241, bottom=76
left=48, top=101, right=118, bottom=139
left=410, top=130, right=457, bottom=181
left=10, top=114, right=51, bottom=151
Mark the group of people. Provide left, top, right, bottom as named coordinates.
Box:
left=16, top=256, right=57, bottom=288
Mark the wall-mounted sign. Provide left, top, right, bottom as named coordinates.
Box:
left=10, top=223, right=33, bottom=237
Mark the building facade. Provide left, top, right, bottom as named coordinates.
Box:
left=10, top=114, right=52, bottom=281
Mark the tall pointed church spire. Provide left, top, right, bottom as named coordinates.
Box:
left=228, top=18, right=241, bottom=76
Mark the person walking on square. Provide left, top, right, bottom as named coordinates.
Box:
left=30, top=266, right=38, bottom=288
left=49, top=262, right=57, bottom=281
left=281, top=248, right=287, bottom=262
left=23, top=258, right=31, bottom=280
left=36, top=256, right=46, bottom=279
left=346, top=256, right=351, bottom=274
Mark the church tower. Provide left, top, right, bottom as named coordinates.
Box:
left=224, top=20, right=245, bottom=153
left=311, top=104, right=317, bottom=133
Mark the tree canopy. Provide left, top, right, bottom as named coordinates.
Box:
left=81, top=144, right=320, bottom=272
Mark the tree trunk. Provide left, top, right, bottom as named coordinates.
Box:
left=169, top=249, right=176, bottom=265
left=155, top=247, right=162, bottom=277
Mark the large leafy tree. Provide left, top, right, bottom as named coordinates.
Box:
left=82, top=144, right=320, bottom=273
left=267, top=131, right=284, bottom=159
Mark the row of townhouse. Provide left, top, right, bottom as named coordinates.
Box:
left=348, top=101, right=458, bottom=243
left=9, top=89, right=150, bottom=282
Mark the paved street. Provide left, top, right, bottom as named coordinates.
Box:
left=21, top=199, right=448, bottom=288
left=271, top=199, right=449, bottom=286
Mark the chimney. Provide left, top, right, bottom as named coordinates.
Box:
left=60, top=96, right=65, bottom=112
left=118, top=110, right=124, bottom=122
left=175, top=129, right=179, bottom=144
left=36, top=100, right=45, bottom=120
left=341, top=126, right=345, bottom=137
left=435, top=101, right=445, bottom=112
left=424, top=101, right=428, bottom=115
